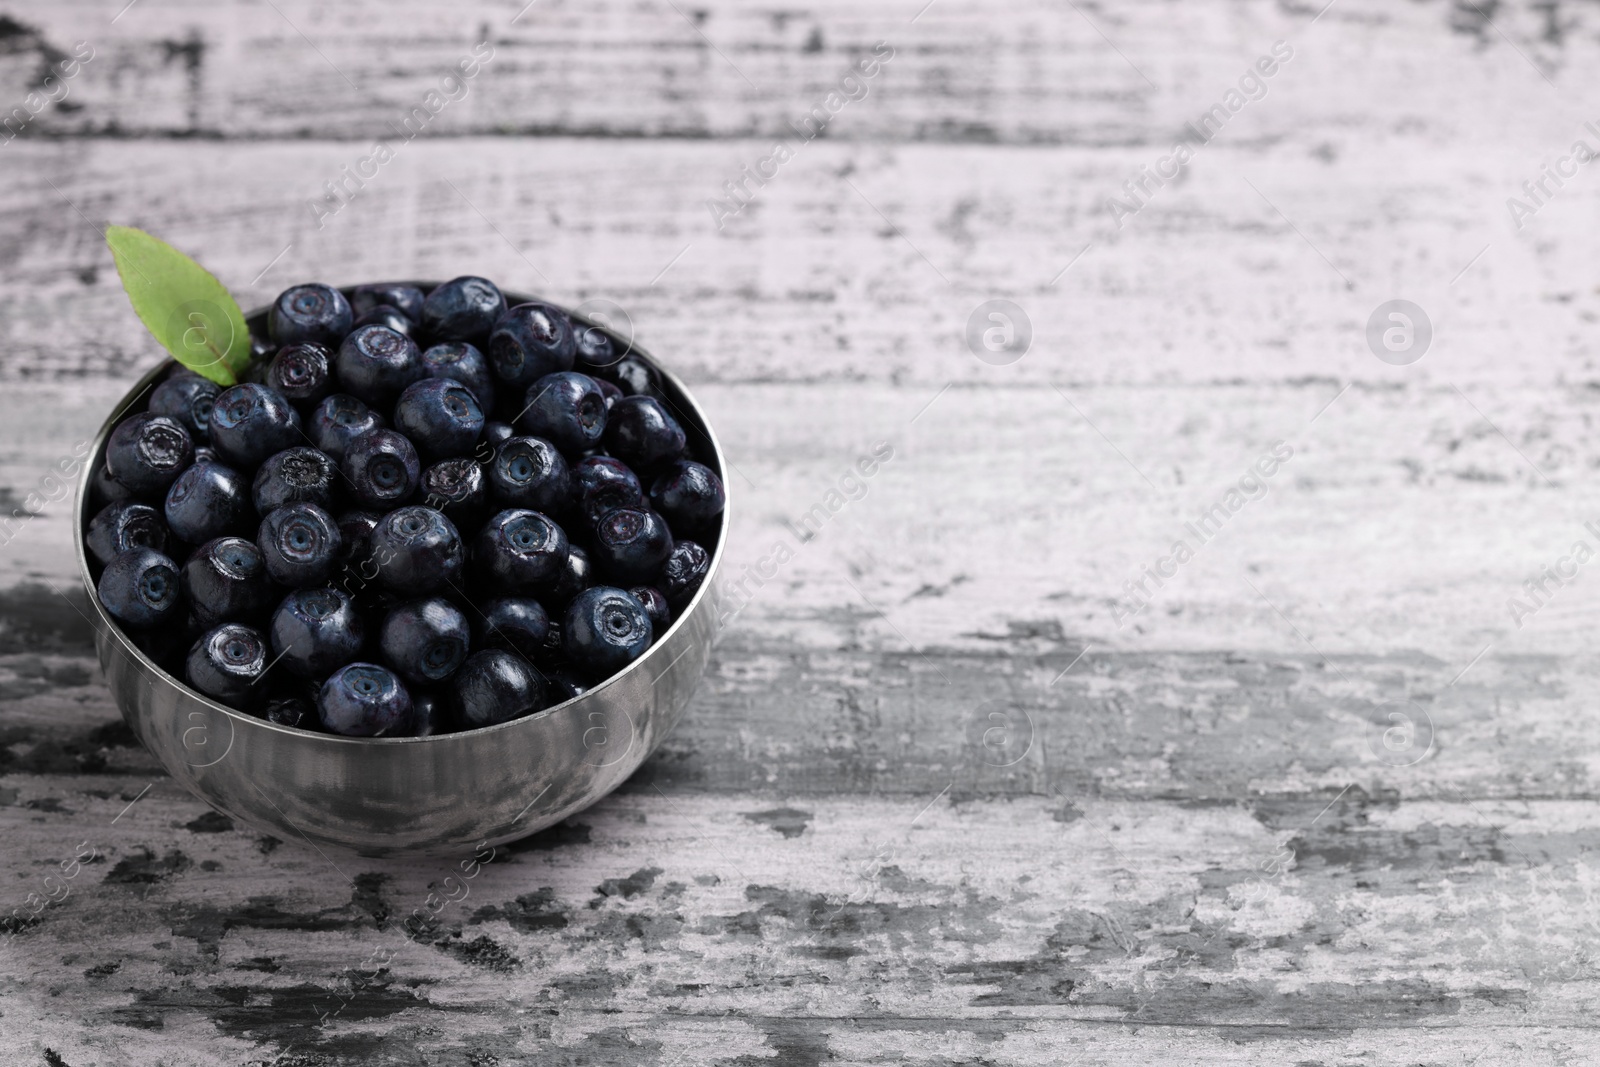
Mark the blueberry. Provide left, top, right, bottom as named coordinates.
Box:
left=379, top=597, right=470, bottom=685
left=211, top=384, right=302, bottom=470
left=308, top=394, right=385, bottom=463
left=186, top=623, right=269, bottom=708
left=132, top=610, right=203, bottom=674
left=270, top=586, right=366, bottom=680
left=516, top=372, right=607, bottom=456
left=477, top=596, right=550, bottom=658
left=487, top=303, right=576, bottom=388
left=650, top=460, right=726, bottom=533
left=572, top=456, right=644, bottom=526
left=487, top=435, right=570, bottom=513
left=420, top=342, right=495, bottom=411
left=335, top=509, right=381, bottom=571
left=262, top=695, right=316, bottom=729
left=342, top=429, right=421, bottom=510
left=629, top=585, right=672, bottom=634
left=661, top=539, right=711, bottom=610
left=563, top=586, right=652, bottom=677
left=592, top=507, right=674, bottom=585
left=605, top=354, right=663, bottom=399
left=148, top=375, right=220, bottom=441
left=91, top=462, right=136, bottom=508
left=106, top=413, right=194, bottom=495
left=336, top=325, right=424, bottom=409
left=474, top=509, right=568, bottom=591
left=370, top=505, right=464, bottom=595
left=594, top=377, right=623, bottom=410
left=318, top=663, right=412, bottom=737
left=269, top=283, right=353, bottom=347
left=265, top=342, right=336, bottom=408
left=97, top=547, right=181, bottom=628
left=574, top=317, right=624, bottom=372
left=546, top=669, right=589, bottom=703
left=420, top=457, right=489, bottom=530
left=257, top=502, right=342, bottom=587
left=163, top=460, right=251, bottom=544
left=603, top=396, right=686, bottom=472
left=549, top=544, right=593, bottom=608
left=422, top=276, right=506, bottom=342
left=350, top=282, right=425, bottom=321
left=182, top=536, right=274, bottom=626
left=408, top=689, right=448, bottom=736
left=394, top=378, right=484, bottom=459
left=353, top=305, right=414, bottom=337
left=87, top=502, right=168, bottom=566
left=483, top=420, right=515, bottom=447
left=194, top=445, right=218, bottom=465
left=253, top=447, right=338, bottom=514
left=451, top=649, right=545, bottom=729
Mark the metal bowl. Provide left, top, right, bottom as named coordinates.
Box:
left=75, top=287, right=726, bottom=856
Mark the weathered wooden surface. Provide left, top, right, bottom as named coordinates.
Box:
left=4, top=0, right=1600, bottom=1063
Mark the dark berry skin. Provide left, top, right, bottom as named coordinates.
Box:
left=269, top=283, right=353, bottom=347
left=487, top=436, right=570, bottom=514
left=409, top=689, right=448, bottom=736
left=270, top=586, right=366, bottom=680
left=629, top=585, right=672, bottom=634
left=605, top=354, right=663, bottom=399
left=369, top=505, right=464, bottom=595
left=335, top=509, right=381, bottom=570
left=477, top=597, right=550, bottom=658
left=603, top=396, right=686, bottom=473
left=262, top=696, right=316, bottom=729
left=574, top=319, right=623, bottom=372
left=318, top=663, right=412, bottom=737
left=91, top=463, right=136, bottom=508
left=350, top=283, right=425, bottom=322
left=337, top=325, right=424, bottom=409
left=451, top=649, right=545, bottom=730
left=379, top=597, right=471, bottom=686
left=422, top=276, right=507, bottom=343
left=342, top=429, right=421, bottom=510
left=87, top=502, right=168, bottom=566
left=148, top=375, right=219, bottom=441
left=353, top=305, right=413, bottom=337
left=265, top=342, right=336, bottom=408
left=394, top=378, right=485, bottom=459
left=308, top=394, right=385, bottom=463
left=193, top=445, right=218, bottom=465
left=483, top=421, right=515, bottom=447
left=211, top=384, right=302, bottom=470
left=420, top=458, right=489, bottom=530
left=474, top=509, right=568, bottom=591
left=487, top=303, right=575, bottom=388
left=182, top=537, right=274, bottom=626
left=421, top=342, right=495, bottom=411
left=98, top=548, right=182, bottom=628
left=650, top=460, right=726, bottom=533
left=547, top=669, right=588, bottom=703
left=563, top=586, right=652, bottom=678
left=106, top=413, right=194, bottom=495
left=186, top=623, right=269, bottom=709
left=165, top=460, right=251, bottom=544
left=517, top=372, right=607, bottom=456
left=257, top=502, right=342, bottom=588
left=592, top=507, right=674, bottom=585
left=253, top=447, right=338, bottom=514
left=572, top=456, right=644, bottom=526
left=549, top=544, right=593, bottom=608
left=661, top=539, right=711, bottom=610
left=594, top=377, right=623, bottom=410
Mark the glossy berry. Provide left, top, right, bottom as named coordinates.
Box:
left=574, top=318, right=623, bottom=372
left=335, top=509, right=381, bottom=570
left=603, top=396, right=685, bottom=472
left=91, top=462, right=136, bottom=507
left=350, top=282, right=424, bottom=322
left=148, top=375, right=219, bottom=441
left=517, top=372, right=606, bottom=456
left=270, top=586, right=366, bottom=680
left=394, top=378, right=484, bottom=459
left=106, top=413, right=194, bottom=495
left=487, top=436, right=570, bottom=513
left=265, top=342, right=336, bottom=407
left=211, top=384, right=302, bottom=470
left=488, top=302, right=576, bottom=388
left=353, top=305, right=413, bottom=337
left=451, top=650, right=545, bottom=729
left=650, top=460, right=725, bottom=532
left=369, top=505, right=464, bottom=595
left=409, top=689, right=447, bottom=736
left=474, top=509, right=568, bottom=591
left=379, top=597, right=470, bottom=685
left=269, top=283, right=352, bottom=347
left=594, top=377, right=623, bottom=409
left=420, top=342, right=495, bottom=411
left=606, top=354, right=663, bottom=399
left=336, top=325, right=424, bottom=409
left=183, top=537, right=274, bottom=626
left=262, top=696, right=316, bottom=729
left=549, top=544, right=593, bottom=608
left=308, top=394, right=385, bottom=462
left=592, top=507, right=674, bottom=585
left=563, top=586, right=652, bottom=677
left=661, top=539, right=711, bottom=610
left=87, top=502, right=168, bottom=567
left=164, top=460, right=251, bottom=544
left=318, top=663, right=412, bottom=737
left=186, top=623, right=269, bottom=708
left=342, top=429, right=421, bottom=510
left=546, top=669, right=588, bottom=703
left=483, top=421, right=515, bottom=447
left=629, top=585, right=672, bottom=634
left=419, top=458, right=488, bottom=530
left=257, top=502, right=342, bottom=587
left=477, top=597, right=550, bottom=658
left=572, top=456, right=644, bottom=526
left=422, top=276, right=506, bottom=342
left=253, top=447, right=338, bottom=514
left=98, top=547, right=182, bottom=628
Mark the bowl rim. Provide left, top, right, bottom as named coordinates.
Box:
left=74, top=283, right=730, bottom=747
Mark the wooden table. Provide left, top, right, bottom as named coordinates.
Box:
left=3, top=0, right=1600, bottom=1062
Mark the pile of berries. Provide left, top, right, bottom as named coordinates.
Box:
left=85, top=277, right=724, bottom=738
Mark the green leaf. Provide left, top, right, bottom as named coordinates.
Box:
left=105, top=225, right=251, bottom=387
